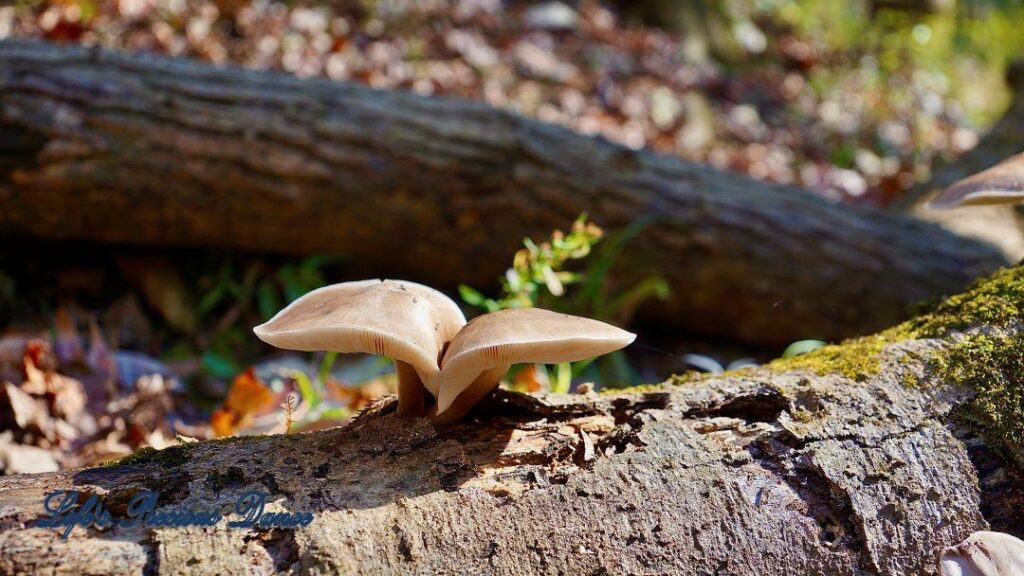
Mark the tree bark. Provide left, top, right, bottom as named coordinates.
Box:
left=0, top=40, right=1008, bottom=346
left=1, top=266, right=1023, bottom=575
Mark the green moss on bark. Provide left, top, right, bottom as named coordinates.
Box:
left=763, top=265, right=1024, bottom=380
left=98, top=434, right=262, bottom=469
left=909, top=266, right=1024, bottom=337
left=599, top=383, right=669, bottom=395
left=659, top=265, right=1024, bottom=462
left=764, top=327, right=916, bottom=381
left=933, top=333, right=1024, bottom=465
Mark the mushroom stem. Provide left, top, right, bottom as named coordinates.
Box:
left=394, top=360, right=427, bottom=418
left=432, top=365, right=509, bottom=425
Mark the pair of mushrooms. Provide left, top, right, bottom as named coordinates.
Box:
left=253, top=280, right=634, bottom=423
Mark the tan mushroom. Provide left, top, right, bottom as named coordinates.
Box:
left=435, top=307, right=636, bottom=423
left=940, top=531, right=1024, bottom=576
left=929, top=153, right=1024, bottom=208
left=253, top=279, right=465, bottom=417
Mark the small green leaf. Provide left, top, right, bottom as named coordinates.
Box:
left=318, top=351, right=338, bottom=385
left=458, top=284, right=488, bottom=307
left=291, top=369, right=321, bottom=410
left=782, top=340, right=827, bottom=358
left=551, top=362, right=573, bottom=394
left=197, top=285, right=227, bottom=318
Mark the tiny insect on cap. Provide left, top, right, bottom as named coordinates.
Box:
left=929, top=154, right=1024, bottom=209
left=436, top=307, right=636, bottom=415
left=253, top=279, right=466, bottom=396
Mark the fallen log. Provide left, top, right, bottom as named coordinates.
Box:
left=0, top=40, right=1008, bottom=346
left=1, top=264, right=1022, bottom=575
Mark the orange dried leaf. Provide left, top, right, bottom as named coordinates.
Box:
left=224, top=368, right=275, bottom=415
left=210, top=408, right=237, bottom=438
left=209, top=368, right=276, bottom=437
left=510, top=364, right=544, bottom=393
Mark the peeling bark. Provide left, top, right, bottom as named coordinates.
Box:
left=0, top=40, right=1008, bottom=346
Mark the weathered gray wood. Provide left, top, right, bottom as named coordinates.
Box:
left=0, top=375, right=994, bottom=575
left=0, top=40, right=1008, bottom=346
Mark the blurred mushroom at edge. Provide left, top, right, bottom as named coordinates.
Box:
left=929, top=153, right=1024, bottom=208
left=940, top=531, right=1024, bottom=576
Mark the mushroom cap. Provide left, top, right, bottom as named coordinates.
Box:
left=940, top=531, right=1024, bottom=576
left=436, top=307, right=636, bottom=414
left=253, top=279, right=465, bottom=395
left=929, top=154, right=1024, bottom=208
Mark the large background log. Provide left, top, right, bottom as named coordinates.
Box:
left=1, top=266, right=1023, bottom=575
left=0, top=40, right=1008, bottom=346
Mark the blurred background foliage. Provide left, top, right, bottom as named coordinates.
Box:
left=1, top=0, right=1024, bottom=468
left=4, top=0, right=1024, bottom=203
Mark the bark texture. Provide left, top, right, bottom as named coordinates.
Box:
left=2, top=266, right=1023, bottom=575
left=0, top=40, right=1008, bottom=346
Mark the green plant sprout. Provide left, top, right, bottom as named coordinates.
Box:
left=285, top=350, right=353, bottom=428
left=575, top=216, right=668, bottom=387
left=782, top=339, right=826, bottom=358
left=459, top=214, right=604, bottom=313
left=460, top=215, right=668, bottom=392
left=190, top=253, right=346, bottom=382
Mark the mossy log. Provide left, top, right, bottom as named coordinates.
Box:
left=2, top=266, right=1024, bottom=575
left=0, top=40, right=1008, bottom=346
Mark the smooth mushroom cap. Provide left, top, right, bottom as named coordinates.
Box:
left=436, top=307, right=636, bottom=414
left=940, top=531, right=1024, bottom=576
left=253, top=279, right=465, bottom=395
left=929, top=154, right=1024, bottom=208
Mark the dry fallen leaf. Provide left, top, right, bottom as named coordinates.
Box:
left=0, top=434, right=60, bottom=475
left=325, top=376, right=392, bottom=412
left=1, top=381, right=54, bottom=439
left=21, top=349, right=88, bottom=422
left=210, top=368, right=276, bottom=437
left=509, top=364, right=547, bottom=393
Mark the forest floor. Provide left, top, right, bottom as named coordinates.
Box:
left=1, top=0, right=1022, bottom=474
left=5, top=0, right=1022, bottom=205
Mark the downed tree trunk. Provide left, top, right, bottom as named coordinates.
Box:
left=2, top=266, right=1023, bottom=575
left=0, top=40, right=1008, bottom=346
